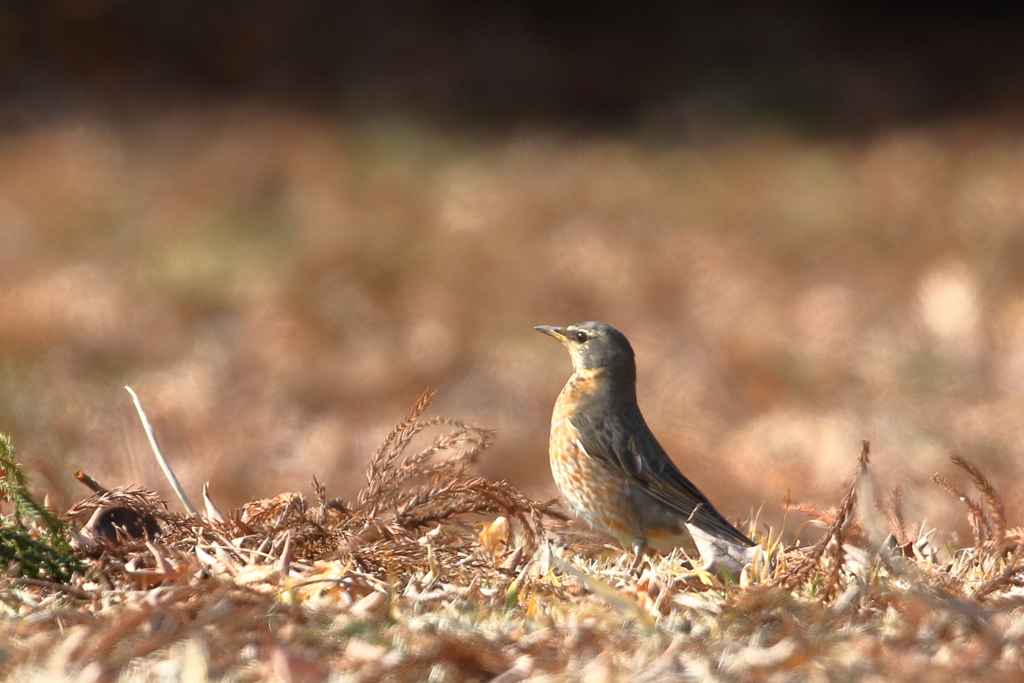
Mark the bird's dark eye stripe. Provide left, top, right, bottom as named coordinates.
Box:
left=575, top=331, right=589, bottom=342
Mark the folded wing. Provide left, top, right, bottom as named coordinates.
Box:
left=571, top=409, right=754, bottom=547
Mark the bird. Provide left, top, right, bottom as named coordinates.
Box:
left=536, top=321, right=754, bottom=566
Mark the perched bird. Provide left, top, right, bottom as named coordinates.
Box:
left=536, top=321, right=754, bottom=565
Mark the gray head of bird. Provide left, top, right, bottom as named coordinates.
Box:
left=535, top=321, right=636, bottom=372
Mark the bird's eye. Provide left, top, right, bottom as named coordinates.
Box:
left=575, top=331, right=589, bottom=343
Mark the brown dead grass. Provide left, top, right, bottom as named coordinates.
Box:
left=4, top=396, right=1024, bottom=681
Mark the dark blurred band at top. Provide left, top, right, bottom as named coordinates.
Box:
left=2, top=1, right=1024, bottom=136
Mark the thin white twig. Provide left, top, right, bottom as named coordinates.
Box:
left=125, top=385, right=198, bottom=516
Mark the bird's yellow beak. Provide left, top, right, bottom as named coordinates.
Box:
left=535, top=325, right=569, bottom=343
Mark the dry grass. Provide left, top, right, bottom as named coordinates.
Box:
left=56, top=391, right=555, bottom=589
left=3, top=395, right=1024, bottom=682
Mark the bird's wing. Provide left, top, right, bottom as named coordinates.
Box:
left=571, top=409, right=754, bottom=547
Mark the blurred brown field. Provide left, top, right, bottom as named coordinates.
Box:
left=2, top=106, right=1024, bottom=541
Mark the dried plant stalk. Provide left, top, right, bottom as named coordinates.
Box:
left=932, top=474, right=990, bottom=547
left=880, top=485, right=908, bottom=546
left=773, top=440, right=869, bottom=599
left=950, top=454, right=1006, bottom=543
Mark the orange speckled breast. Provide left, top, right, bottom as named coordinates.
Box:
left=548, top=372, right=638, bottom=546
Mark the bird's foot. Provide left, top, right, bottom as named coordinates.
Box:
left=629, top=541, right=648, bottom=576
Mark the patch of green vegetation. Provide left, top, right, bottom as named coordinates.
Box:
left=0, top=433, right=83, bottom=583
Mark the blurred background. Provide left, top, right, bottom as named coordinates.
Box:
left=3, top=1, right=1024, bottom=541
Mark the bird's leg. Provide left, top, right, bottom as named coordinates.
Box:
left=630, top=539, right=647, bottom=574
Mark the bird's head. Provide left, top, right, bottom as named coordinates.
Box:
left=535, top=321, right=635, bottom=372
